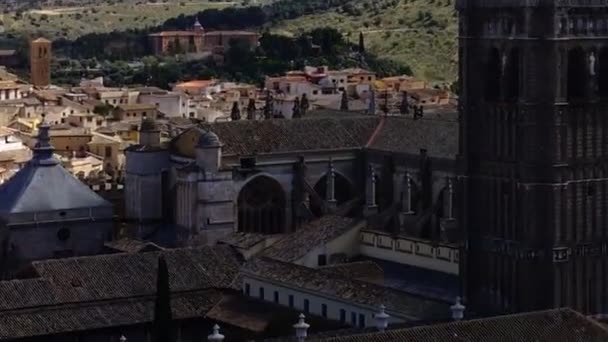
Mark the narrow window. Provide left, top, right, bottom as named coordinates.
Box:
left=274, top=291, right=279, bottom=304
left=351, top=312, right=357, bottom=326
left=259, top=287, right=265, bottom=300
left=321, top=304, right=328, bottom=318
left=599, top=48, right=608, bottom=99
left=358, top=314, right=366, bottom=328
left=340, top=309, right=346, bottom=323
left=568, top=47, right=587, bottom=101
left=289, top=295, right=294, bottom=308
left=318, top=254, right=327, bottom=266
left=244, top=283, right=250, bottom=296
left=304, top=299, right=310, bottom=313
left=485, top=47, right=501, bottom=101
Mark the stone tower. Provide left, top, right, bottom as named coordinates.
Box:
left=30, top=37, right=51, bottom=88
left=458, top=0, right=608, bottom=314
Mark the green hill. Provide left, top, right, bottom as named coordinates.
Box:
left=271, top=0, right=458, bottom=82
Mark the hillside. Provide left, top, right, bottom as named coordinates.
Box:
left=0, top=0, right=260, bottom=40
left=271, top=0, right=458, bottom=82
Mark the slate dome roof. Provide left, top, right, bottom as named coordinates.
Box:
left=198, top=130, right=221, bottom=148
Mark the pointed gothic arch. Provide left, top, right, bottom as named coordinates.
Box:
left=237, top=175, right=286, bottom=234
left=485, top=47, right=502, bottom=101
left=568, top=47, right=587, bottom=101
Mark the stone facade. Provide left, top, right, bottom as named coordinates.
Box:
left=29, top=38, right=51, bottom=88
left=458, top=0, right=608, bottom=314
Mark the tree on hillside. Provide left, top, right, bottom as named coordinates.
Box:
left=359, top=32, right=365, bottom=53
left=153, top=255, right=173, bottom=342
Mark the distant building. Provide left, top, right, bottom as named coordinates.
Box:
left=29, top=37, right=51, bottom=88
left=148, top=19, right=258, bottom=56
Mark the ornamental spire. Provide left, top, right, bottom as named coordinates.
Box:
left=32, top=114, right=57, bottom=165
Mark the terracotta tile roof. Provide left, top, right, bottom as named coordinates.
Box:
left=0, top=246, right=241, bottom=339
left=262, top=216, right=362, bottom=263
left=149, top=31, right=202, bottom=37
left=0, top=289, right=221, bottom=339
left=311, top=308, right=608, bottom=342
left=218, top=232, right=282, bottom=250
left=195, top=116, right=379, bottom=157
left=175, top=80, right=217, bottom=88
left=367, top=117, right=458, bottom=159
left=242, top=258, right=449, bottom=321
left=319, top=261, right=384, bottom=283
left=103, top=238, right=164, bottom=254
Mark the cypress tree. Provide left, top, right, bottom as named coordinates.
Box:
left=231, top=101, right=241, bottom=121
left=340, top=91, right=349, bottom=111
left=300, top=93, right=310, bottom=116
left=359, top=32, right=365, bottom=53
left=153, top=255, right=173, bottom=342
left=292, top=97, right=301, bottom=118
left=246, top=98, right=256, bottom=120
left=399, top=91, right=410, bottom=115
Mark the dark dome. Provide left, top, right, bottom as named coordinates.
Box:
left=140, top=117, right=159, bottom=132
left=198, top=130, right=221, bottom=148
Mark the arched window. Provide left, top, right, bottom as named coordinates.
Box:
left=485, top=48, right=502, bottom=101
left=504, top=48, right=520, bottom=101
left=598, top=48, right=608, bottom=99
left=567, top=47, right=587, bottom=101
left=237, top=176, right=286, bottom=234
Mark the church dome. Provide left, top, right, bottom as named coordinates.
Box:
left=198, top=130, right=221, bottom=148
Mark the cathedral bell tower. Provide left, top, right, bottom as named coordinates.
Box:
left=458, top=0, right=608, bottom=314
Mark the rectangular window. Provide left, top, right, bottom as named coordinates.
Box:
left=245, top=283, right=250, bottom=296
left=304, top=299, right=310, bottom=313
left=105, top=146, right=112, bottom=158
left=351, top=312, right=357, bottom=326
left=340, top=309, right=346, bottom=323
left=289, top=295, right=294, bottom=308
left=321, top=304, right=327, bottom=318
left=317, top=254, right=327, bottom=266
left=274, top=291, right=279, bottom=304
left=358, top=314, right=365, bottom=328
left=259, top=287, right=265, bottom=300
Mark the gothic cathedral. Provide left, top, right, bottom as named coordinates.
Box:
left=458, top=0, right=608, bottom=314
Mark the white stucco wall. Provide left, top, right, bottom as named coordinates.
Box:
left=242, top=275, right=407, bottom=328
left=359, top=231, right=459, bottom=275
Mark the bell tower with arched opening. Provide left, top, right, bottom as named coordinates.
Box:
left=458, top=0, right=608, bottom=314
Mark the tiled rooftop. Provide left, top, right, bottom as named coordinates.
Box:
left=242, top=257, right=449, bottom=321
left=262, top=215, right=362, bottom=263
left=311, top=308, right=608, bottom=342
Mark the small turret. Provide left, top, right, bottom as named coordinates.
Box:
left=196, top=130, right=222, bottom=173
left=193, top=17, right=204, bottom=33
left=139, top=115, right=160, bottom=147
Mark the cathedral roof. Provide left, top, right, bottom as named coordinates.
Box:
left=0, top=118, right=110, bottom=214
left=170, top=114, right=458, bottom=160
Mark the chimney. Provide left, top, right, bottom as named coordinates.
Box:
left=450, top=297, right=465, bottom=321
left=293, top=313, right=310, bottom=342
left=208, top=324, right=225, bottom=342
left=374, top=305, right=390, bottom=332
